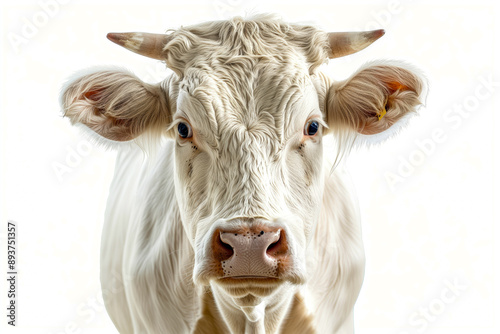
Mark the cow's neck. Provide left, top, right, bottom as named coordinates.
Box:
left=212, top=283, right=293, bottom=334
left=194, top=283, right=315, bottom=334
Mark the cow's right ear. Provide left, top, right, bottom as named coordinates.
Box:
left=325, top=61, right=425, bottom=141
left=60, top=68, right=171, bottom=141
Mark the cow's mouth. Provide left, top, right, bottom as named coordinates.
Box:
left=215, top=277, right=283, bottom=297
left=218, top=277, right=281, bottom=284
left=228, top=275, right=275, bottom=279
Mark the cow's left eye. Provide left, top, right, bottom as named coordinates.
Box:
left=178, top=122, right=193, bottom=139
left=304, top=120, right=320, bottom=136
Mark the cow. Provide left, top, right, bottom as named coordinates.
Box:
left=60, top=14, right=424, bottom=334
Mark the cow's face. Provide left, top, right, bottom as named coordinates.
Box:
left=172, top=64, right=325, bottom=288
left=61, top=16, right=423, bottom=306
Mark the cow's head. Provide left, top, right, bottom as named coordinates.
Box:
left=61, top=15, right=423, bottom=310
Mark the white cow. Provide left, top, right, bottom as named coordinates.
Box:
left=61, top=15, right=424, bottom=334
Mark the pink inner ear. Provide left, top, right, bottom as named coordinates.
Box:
left=84, top=90, right=101, bottom=101
left=386, top=81, right=409, bottom=94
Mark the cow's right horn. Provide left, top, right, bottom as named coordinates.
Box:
left=106, top=32, right=172, bottom=60
left=327, top=29, right=385, bottom=59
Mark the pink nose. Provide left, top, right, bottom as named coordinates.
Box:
left=212, top=225, right=289, bottom=278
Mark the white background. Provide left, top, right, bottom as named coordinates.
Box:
left=1, top=0, right=499, bottom=333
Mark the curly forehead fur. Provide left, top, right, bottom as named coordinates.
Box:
left=163, top=15, right=329, bottom=153
left=165, top=14, right=329, bottom=75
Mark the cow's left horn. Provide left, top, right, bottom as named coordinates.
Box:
left=327, top=29, right=385, bottom=59
left=106, top=32, right=172, bottom=60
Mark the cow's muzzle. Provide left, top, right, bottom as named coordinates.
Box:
left=211, top=220, right=290, bottom=279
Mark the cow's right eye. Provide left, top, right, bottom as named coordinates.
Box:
left=304, top=120, right=320, bottom=136
left=177, top=122, right=193, bottom=139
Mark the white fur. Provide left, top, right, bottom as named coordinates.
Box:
left=61, top=15, right=425, bottom=334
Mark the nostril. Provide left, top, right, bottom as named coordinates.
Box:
left=266, top=230, right=287, bottom=258
left=266, top=239, right=280, bottom=255
left=214, top=233, right=234, bottom=261
left=220, top=239, right=233, bottom=251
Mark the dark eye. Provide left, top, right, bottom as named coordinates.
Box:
left=304, top=120, right=319, bottom=136
left=177, top=122, right=193, bottom=139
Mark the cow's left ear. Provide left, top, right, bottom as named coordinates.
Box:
left=326, top=61, right=425, bottom=139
